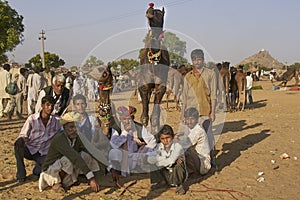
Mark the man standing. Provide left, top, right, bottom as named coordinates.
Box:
left=0, top=63, right=11, bottom=117
left=16, top=68, right=28, bottom=119
left=246, top=71, right=254, bottom=106
left=181, top=49, right=217, bottom=153
left=35, top=74, right=71, bottom=116
left=14, top=95, right=61, bottom=182
left=27, top=67, right=43, bottom=115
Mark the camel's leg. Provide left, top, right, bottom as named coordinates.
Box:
left=165, top=90, right=170, bottom=111
left=174, top=95, right=180, bottom=111
left=295, top=76, right=299, bottom=86
left=151, top=84, right=166, bottom=134
left=239, top=90, right=246, bottom=111
left=138, top=84, right=152, bottom=127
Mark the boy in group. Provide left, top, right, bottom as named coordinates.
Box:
left=38, top=112, right=101, bottom=193
left=177, top=107, right=211, bottom=178
left=147, top=124, right=187, bottom=195
left=72, top=93, right=109, bottom=175
left=14, top=95, right=61, bottom=182
left=72, top=94, right=100, bottom=141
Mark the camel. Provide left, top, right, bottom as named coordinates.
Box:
left=228, top=65, right=246, bottom=111
left=138, top=5, right=170, bottom=133
left=234, top=65, right=246, bottom=111
left=274, top=68, right=299, bottom=87
left=217, top=62, right=230, bottom=111
left=86, top=63, right=124, bottom=187
left=165, top=65, right=185, bottom=111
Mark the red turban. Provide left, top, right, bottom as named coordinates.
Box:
left=117, top=106, right=137, bottom=118
left=149, top=3, right=154, bottom=7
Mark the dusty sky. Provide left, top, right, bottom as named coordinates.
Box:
left=7, top=0, right=300, bottom=67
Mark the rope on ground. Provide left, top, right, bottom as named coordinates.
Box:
left=188, top=183, right=252, bottom=200
left=99, top=180, right=252, bottom=199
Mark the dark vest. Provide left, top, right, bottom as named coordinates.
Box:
left=78, top=113, right=92, bottom=141
left=43, top=86, right=70, bottom=116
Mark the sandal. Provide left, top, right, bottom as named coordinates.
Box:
left=175, top=185, right=186, bottom=195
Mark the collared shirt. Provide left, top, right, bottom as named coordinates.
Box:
left=178, top=124, right=210, bottom=159
left=178, top=124, right=211, bottom=174
left=18, top=112, right=62, bottom=156
left=148, top=141, right=185, bottom=167
left=182, top=67, right=217, bottom=116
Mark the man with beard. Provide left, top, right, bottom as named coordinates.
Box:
left=108, top=106, right=156, bottom=177
left=38, top=112, right=101, bottom=193
left=35, top=74, right=71, bottom=116
left=181, top=49, right=217, bottom=160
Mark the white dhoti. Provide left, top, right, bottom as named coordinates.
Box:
left=38, top=152, right=99, bottom=192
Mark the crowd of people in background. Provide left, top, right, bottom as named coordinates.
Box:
left=0, top=47, right=260, bottom=195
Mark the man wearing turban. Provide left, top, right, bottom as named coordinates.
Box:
left=38, top=111, right=101, bottom=193
left=108, top=106, right=157, bottom=180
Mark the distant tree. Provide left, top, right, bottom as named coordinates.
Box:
left=288, top=62, right=300, bottom=70
left=0, top=1, right=24, bottom=63
left=0, top=54, right=8, bottom=63
left=110, top=58, right=139, bottom=74
left=27, top=52, right=65, bottom=71
left=138, top=31, right=188, bottom=65
left=164, top=32, right=187, bottom=65
left=260, top=66, right=270, bottom=71
left=84, top=55, right=104, bottom=68
left=241, top=63, right=250, bottom=71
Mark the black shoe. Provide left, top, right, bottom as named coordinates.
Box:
left=7, top=112, right=12, bottom=120
left=17, top=177, right=26, bottom=183
left=150, top=181, right=168, bottom=191
left=17, top=114, right=24, bottom=120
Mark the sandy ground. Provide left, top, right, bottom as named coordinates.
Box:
left=0, top=78, right=299, bottom=200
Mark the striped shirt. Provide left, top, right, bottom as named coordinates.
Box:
left=18, top=112, right=62, bottom=156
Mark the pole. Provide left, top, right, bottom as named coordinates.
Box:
left=38, top=30, right=46, bottom=69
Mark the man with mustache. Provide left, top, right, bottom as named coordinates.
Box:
left=108, top=106, right=156, bottom=177
left=39, top=112, right=101, bottom=193
left=35, top=74, right=71, bottom=116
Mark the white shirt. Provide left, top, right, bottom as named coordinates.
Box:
left=0, top=68, right=11, bottom=99
left=178, top=124, right=211, bottom=174
left=148, top=141, right=185, bottom=167
left=246, top=75, right=253, bottom=90
left=27, top=73, right=42, bottom=101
